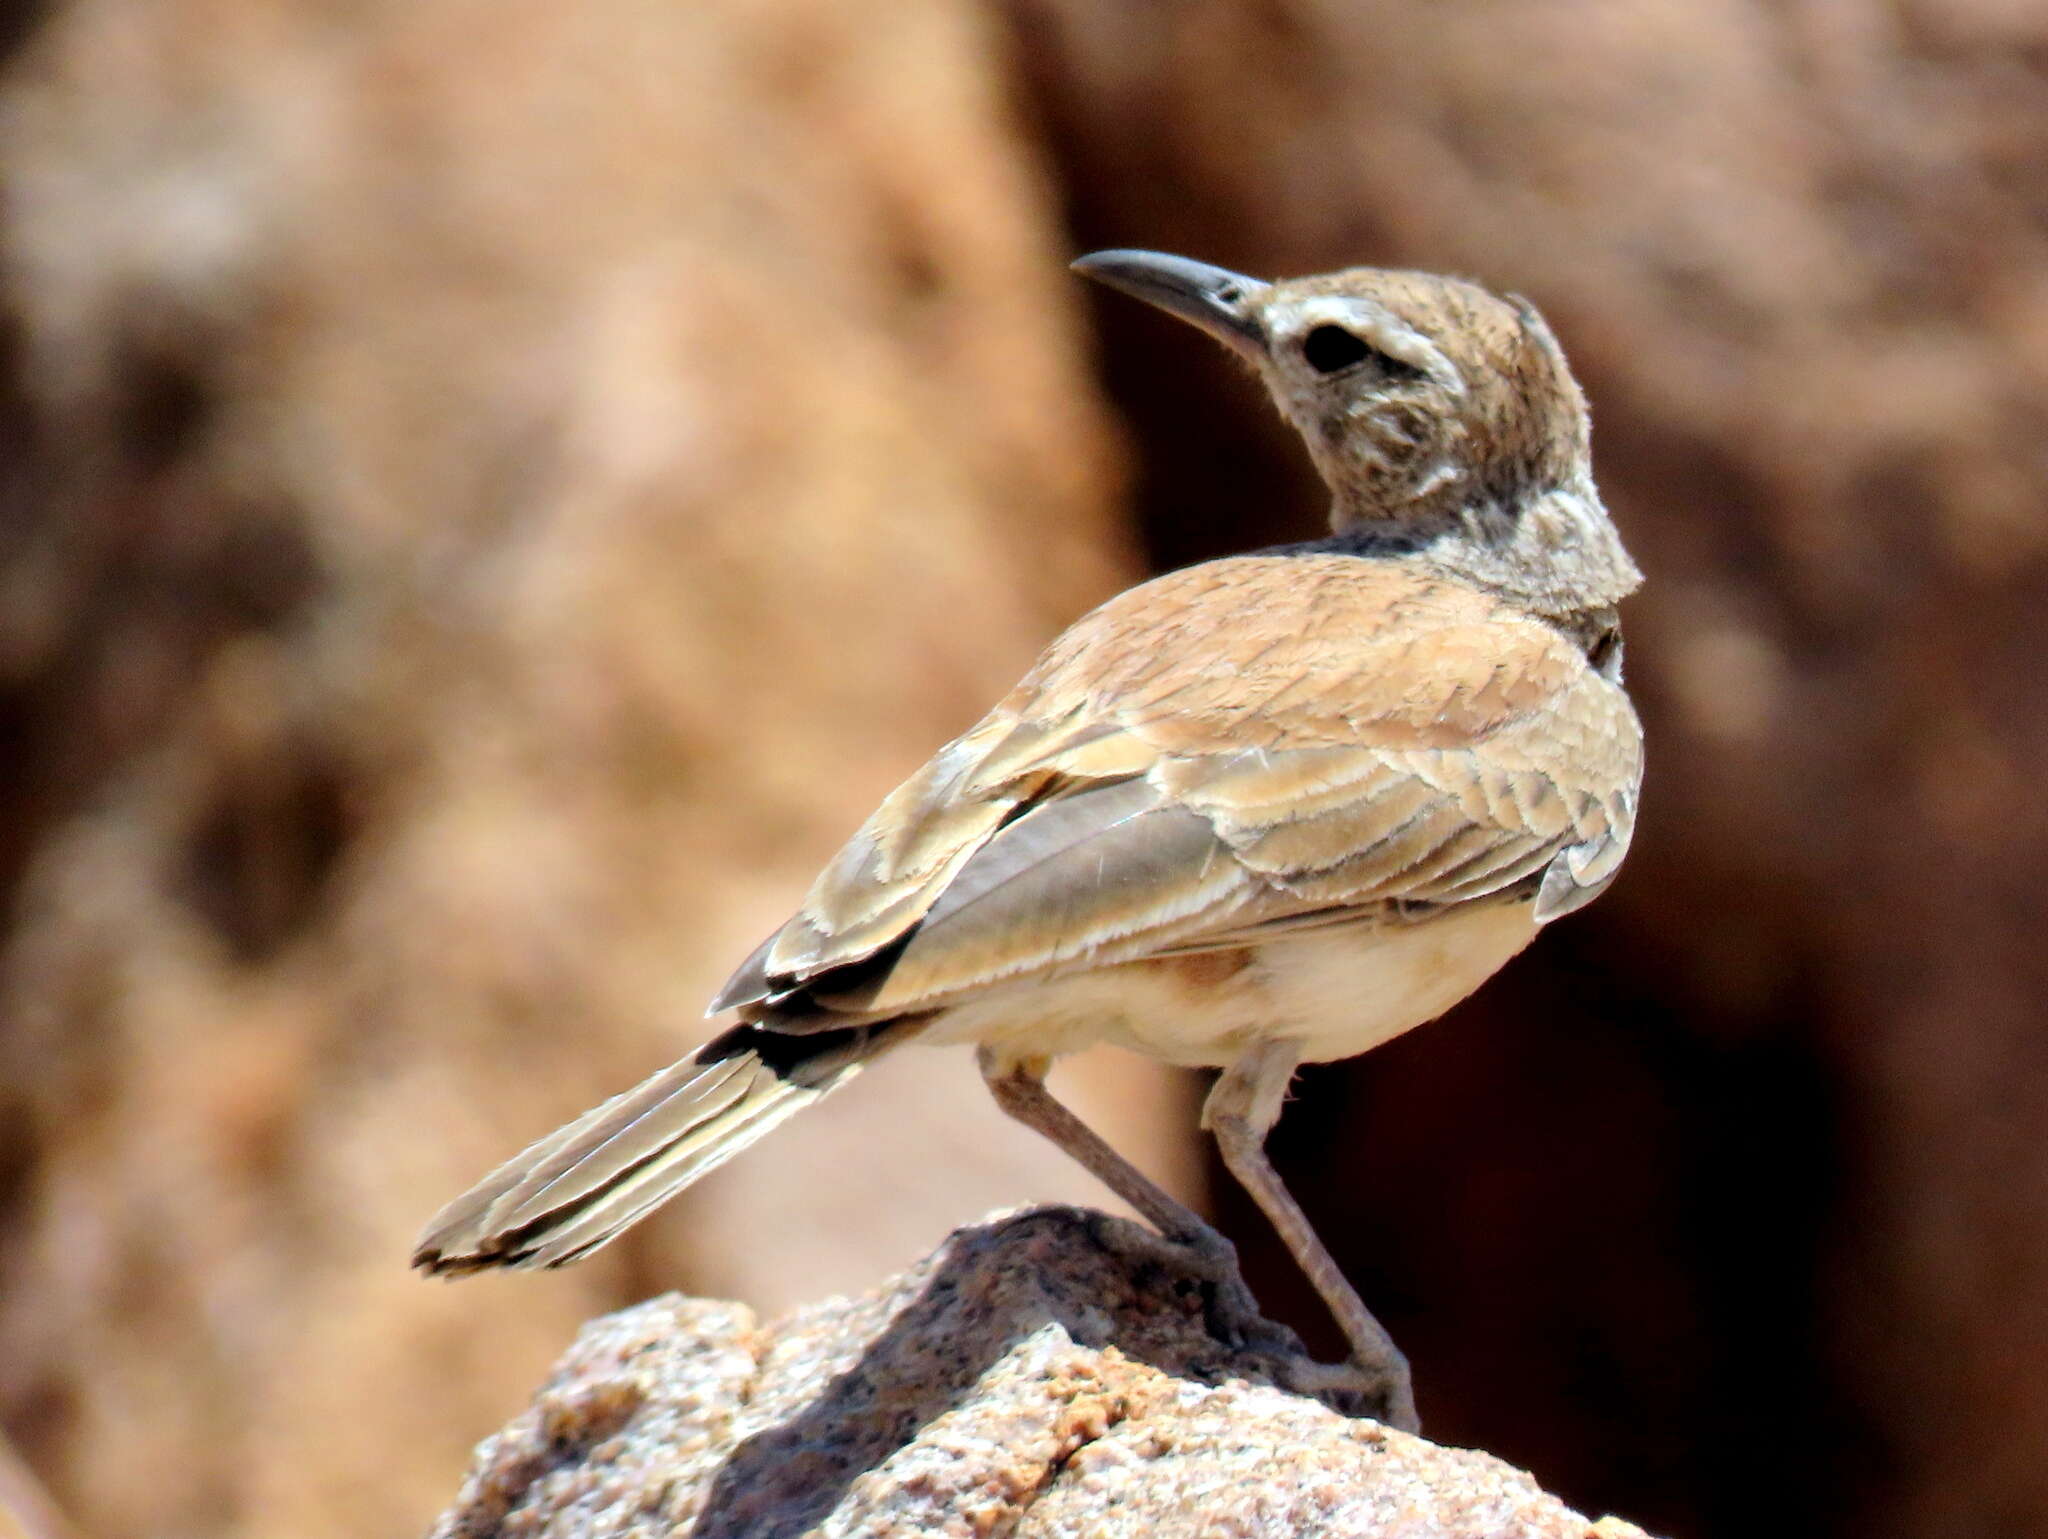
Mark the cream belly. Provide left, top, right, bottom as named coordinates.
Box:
left=929, top=898, right=1541, bottom=1071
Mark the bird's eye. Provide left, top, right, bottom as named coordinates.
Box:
left=1301, top=325, right=1374, bottom=374
left=1300, top=324, right=1424, bottom=381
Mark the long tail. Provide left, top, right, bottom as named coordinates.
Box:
left=412, top=1019, right=913, bottom=1275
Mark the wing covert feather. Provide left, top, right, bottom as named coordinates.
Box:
left=714, top=554, right=1642, bottom=1022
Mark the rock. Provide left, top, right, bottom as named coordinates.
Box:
left=432, top=1207, right=1653, bottom=1539
left=1003, top=3, right=2048, bottom=1531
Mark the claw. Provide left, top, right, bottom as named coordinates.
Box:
left=1163, top=1225, right=1418, bottom=1431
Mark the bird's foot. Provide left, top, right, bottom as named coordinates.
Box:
left=1278, top=1352, right=1419, bottom=1434
left=1082, top=1210, right=1418, bottom=1431
left=1172, top=1226, right=1418, bottom=1430
left=1088, top=1212, right=1292, bottom=1355
left=1157, top=1223, right=1303, bottom=1360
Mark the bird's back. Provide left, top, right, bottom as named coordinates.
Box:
left=716, top=549, right=1640, bottom=1035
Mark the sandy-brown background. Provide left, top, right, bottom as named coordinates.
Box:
left=1, top=3, right=2045, bottom=1537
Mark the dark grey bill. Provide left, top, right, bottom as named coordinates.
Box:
left=1071, top=249, right=1270, bottom=361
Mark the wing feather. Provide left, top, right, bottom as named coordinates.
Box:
left=820, top=779, right=1249, bottom=1013
left=713, top=554, right=1642, bottom=1025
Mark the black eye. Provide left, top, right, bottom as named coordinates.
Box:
left=1299, top=324, right=1425, bottom=382
left=1301, top=324, right=1374, bottom=374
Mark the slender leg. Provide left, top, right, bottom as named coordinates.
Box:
left=976, top=1043, right=1312, bottom=1344
left=977, top=1046, right=1216, bottom=1243
left=1204, top=1039, right=1419, bottom=1432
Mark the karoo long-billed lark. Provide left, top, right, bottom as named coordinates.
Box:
left=414, top=250, right=1644, bottom=1433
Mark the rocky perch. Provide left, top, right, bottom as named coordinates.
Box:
left=430, top=1207, right=1654, bottom=1538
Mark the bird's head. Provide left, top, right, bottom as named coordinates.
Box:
left=1074, top=249, right=1640, bottom=614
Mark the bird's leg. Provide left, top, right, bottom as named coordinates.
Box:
left=979, top=1044, right=1303, bottom=1359
left=978, top=1046, right=1218, bottom=1244
left=978, top=1046, right=1300, bottom=1329
left=1204, top=1038, right=1419, bottom=1432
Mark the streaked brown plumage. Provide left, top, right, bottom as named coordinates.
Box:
left=413, top=249, right=1645, bottom=1433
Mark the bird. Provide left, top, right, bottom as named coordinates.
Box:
left=413, top=249, right=1644, bottom=1433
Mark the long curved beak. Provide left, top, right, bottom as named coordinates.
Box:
left=1071, top=249, right=1270, bottom=363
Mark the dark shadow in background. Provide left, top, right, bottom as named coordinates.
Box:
left=1023, top=83, right=1864, bottom=1539
left=1069, top=331, right=1860, bottom=1537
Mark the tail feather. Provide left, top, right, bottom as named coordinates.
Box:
left=514, top=1075, right=816, bottom=1267
left=493, top=1052, right=759, bottom=1227
left=413, top=1020, right=909, bottom=1275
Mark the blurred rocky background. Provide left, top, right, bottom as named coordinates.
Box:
left=0, top=2, right=2044, bottom=1538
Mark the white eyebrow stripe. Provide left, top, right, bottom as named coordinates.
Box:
left=1269, top=295, right=1463, bottom=393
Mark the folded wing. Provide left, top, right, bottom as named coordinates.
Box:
left=715, top=555, right=1641, bottom=1025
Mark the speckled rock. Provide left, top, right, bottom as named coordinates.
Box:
left=431, top=1207, right=1655, bottom=1539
